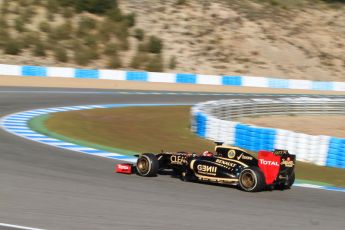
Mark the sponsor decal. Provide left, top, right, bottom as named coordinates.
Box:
left=197, top=164, right=217, bottom=175
left=273, top=149, right=288, bottom=156
left=170, top=155, right=187, bottom=165
left=281, top=157, right=294, bottom=167
left=258, top=150, right=281, bottom=185
left=115, top=164, right=132, bottom=174
left=259, top=159, right=280, bottom=166
left=118, top=164, right=130, bottom=170
left=215, top=159, right=236, bottom=168
left=237, top=153, right=253, bottom=161
left=227, top=150, right=236, bottom=158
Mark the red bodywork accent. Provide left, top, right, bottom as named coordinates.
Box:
left=258, top=151, right=281, bottom=185
left=115, top=164, right=133, bottom=174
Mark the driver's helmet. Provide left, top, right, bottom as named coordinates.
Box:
left=202, top=151, right=214, bottom=157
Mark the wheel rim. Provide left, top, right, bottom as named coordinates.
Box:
left=137, top=157, right=150, bottom=175
left=241, top=171, right=255, bottom=189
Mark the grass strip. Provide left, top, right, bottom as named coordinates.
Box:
left=32, top=106, right=345, bottom=187
left=28, top=114, right=137, bottom=156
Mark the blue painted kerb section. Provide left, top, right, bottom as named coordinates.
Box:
left=75, top=69, right=99, bottom=79
left=327, top=137, right=345, bottom=168
left=126, top=71, right=148, bottom=81
left=222, top=76, right=242, bottom=86
left=195, top=112, right=207, bottom=138
left=22, top=66, right=47, bottom=77
left=234, top=123, right=276, bottom=152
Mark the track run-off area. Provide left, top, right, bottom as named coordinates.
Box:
left=0, top=87, right=345, bottom=230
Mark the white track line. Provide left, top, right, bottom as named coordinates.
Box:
left=0, top=223, right=46, bottom=230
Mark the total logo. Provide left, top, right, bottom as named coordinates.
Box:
left=259, top=159, right=280, bottom=166
left=118, top=164, right=130, bottom=170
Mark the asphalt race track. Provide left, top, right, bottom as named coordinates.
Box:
left=0, top=87, right=344, bottom=230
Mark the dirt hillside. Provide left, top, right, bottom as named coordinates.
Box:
left=0, top=0, right=344, bottom=81
left=119, top=0, right=345, bottom=81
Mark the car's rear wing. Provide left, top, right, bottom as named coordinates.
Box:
left=258, top=150, right=295, bottom=185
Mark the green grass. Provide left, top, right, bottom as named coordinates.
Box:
left=40, top=106, right=345, bottom=187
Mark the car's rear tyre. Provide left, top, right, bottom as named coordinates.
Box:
left=136, top=153, right=159, bottom=177
left=287, top=171, right=295, bottom=189
left=239, top=167, right=265, bottom=192
left=276, top=171, right=295, bottom=190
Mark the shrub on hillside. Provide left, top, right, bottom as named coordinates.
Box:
left=104, top=42, right=118, bottom=56
left=124, top=13, right=136, bottom=27
left=169, top=56, right=177, bottom=69
left=21, top=31, right=40, bottom=48
left=32, top=40, right=46, bottom=57
left=83, top=34, right=98, bottom=48
left=0, top=14, right=8, bottom=28
left=77, top=17, right=97, bottom=36
left=58, top=0, right=117, bottom=14
left=54, top=46, right=68, bottom=62
left=107, top=54, right=122, bottom=68
left=33, top=0, right=42, bottom=5
left=80, top=17, right=97, bottom=30
left=146, top=55, right=164, bottom=72
left=134, top=28, right=144, bottom=41
left=74, top=47, right=99, bottom=65
left=22, top=6, right=35, bottom=23
left=74, top=48, right=91, bottom=66
left=0, top=28, right=9, bottom=47
left=97, top=19, right=115, bottom=42
left=77, top=0, right=117, bottom=14
left=176, top=0, right=187, bottom=5
left=1, top=1, right=9, bottom=15
left=114, top=23, right=129, bottom=40
left=130, top=52, right=149, bottom=69
left=62, top=7, right=74, bottom=18
left=47, top=0, right=59, bottom=13
left=14, top=17, right=25, bottom=32
left=118, top=38, right=130, bottom=51
left=4, top=39, right=22, bottom=55
left=46, top=11, right=55, bottom=21
left=147, top=36, right=163, bottom=54
left=138, top=42, right=148, bottom=52
left=49, top=22, right=73, bottom=41
left=39, top=21, right=51, bottom=33
left=105, top=8, right=123, bottom=21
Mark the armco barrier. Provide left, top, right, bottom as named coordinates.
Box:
left=191, top=98, right=345, bottom=168
left=1, top=64, right=345, bottom=91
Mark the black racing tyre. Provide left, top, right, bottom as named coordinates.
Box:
left=181, top=170, right=194, bottom=182
left=136, top=153, right=159, bottom=177
left=239, top=166, right=265, bottom=192
left=285, top=171, right=295, bottom=189
left=276, top=172, right=295, bottom=190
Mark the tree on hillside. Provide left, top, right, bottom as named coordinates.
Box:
left=57, top=0, right=118, bottom=14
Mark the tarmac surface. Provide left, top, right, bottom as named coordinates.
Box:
left=0, top=87, right=344, bottom=230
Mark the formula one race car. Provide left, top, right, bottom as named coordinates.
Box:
left=116, top=142, right=296, bottom=192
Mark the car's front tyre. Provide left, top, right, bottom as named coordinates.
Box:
left=136, top=153, right=159, bottom=177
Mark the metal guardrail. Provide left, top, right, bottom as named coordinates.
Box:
left=192, top=98, right=345, bottom=168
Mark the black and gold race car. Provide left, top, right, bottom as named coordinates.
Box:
left=116, top=142, right=296, bottom=192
